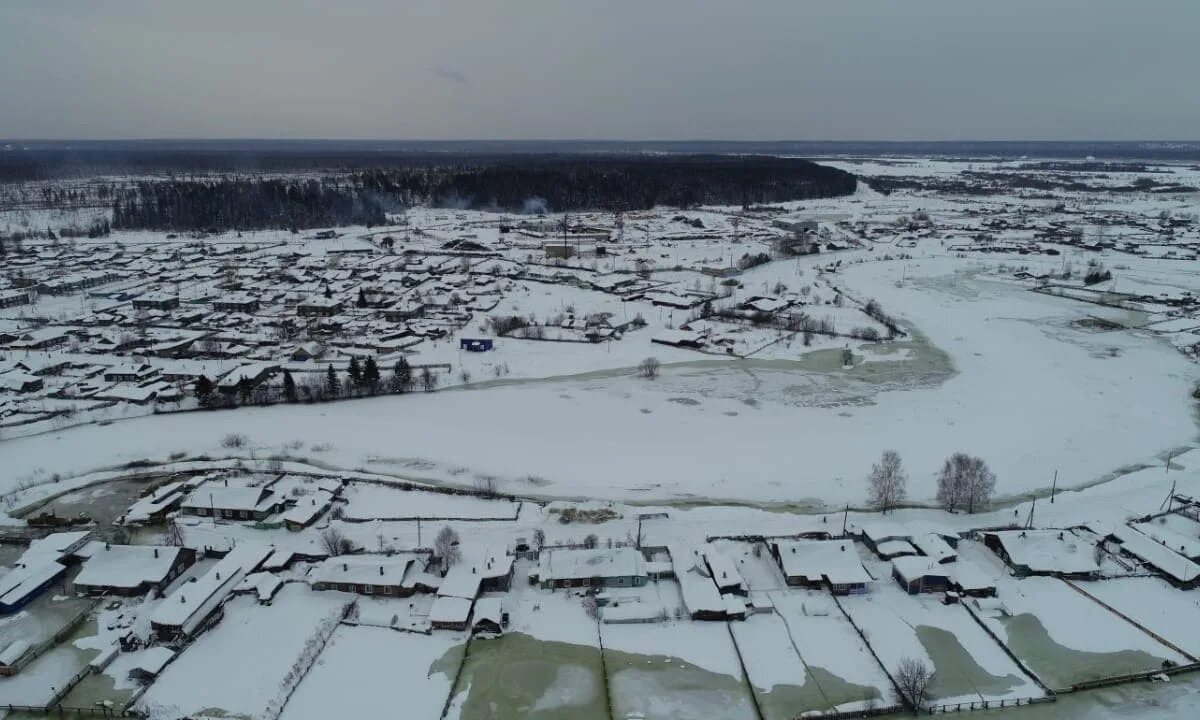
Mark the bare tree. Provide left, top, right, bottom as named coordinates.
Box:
left=936, top=453, right=997, bottom=514
left=421, top=367, right=438, bottom=392
left=583, top=533, right=599, bottom=549
left=867, top=450, right=908, bottom=514
left=638, top=357, right=661, bottom=379
left=533, top=528, right=546, bottom=552
left=435, top=525, right=461, bottom=569
left=163, top=518, right=185, bottom=547
left=320, top=528, right=352, bottom=556
left=893, top=656, right=933, bottom=712
left=474, top=475, right=499, bottom=497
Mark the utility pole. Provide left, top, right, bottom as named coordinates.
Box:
left=1050, top=469, right=1058, bottom=504
left=1026, top=496, right=1037, bottom=530
left=416, top=517, right=422, bottom=549
left=841, top=505, right=849, bottom=537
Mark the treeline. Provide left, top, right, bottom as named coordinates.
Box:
left=107, top=155, right=855, bottom=231
left=112, top=178, right=388, bottom=231
left=347, top=155, right=856, bottom=211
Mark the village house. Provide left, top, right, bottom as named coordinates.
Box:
left=73, top=544, right=196, bottom=596
left=150, top=544, right=272, bottom=641
left=132, top=292, right=180, bottom=311
left=536, top=547, right=647, bottom=589
left=982, top=529, right=1101, bottom=579
left=891, top=556, right=951, bottom=594
left=213, top=293, right=260, bottom=313
left=310, top=556, right=416, bottom=596
left=103, top=362, right=159, bottom=383
left=179, top=481, right=285, bottom=521
left=297, top=296, right=344, bottom=317
left=771, top=539, right=873, bottom=595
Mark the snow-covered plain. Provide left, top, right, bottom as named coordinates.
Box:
left=3, top=255, right=1192, bottom=509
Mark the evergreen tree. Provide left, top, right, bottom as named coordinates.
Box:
left=325, top=364, right=339, bottom=398
left=237, top=377, right=254, bottom=406
left=357, top=287, right=368, bottom=308
left=195, top=375, right=214, bottom=407
left=363, top=356, right=381, bottom=394
left=282, top=369, right=297, bottom=402
left=393, top=356, right=412, bottom=393
left=324, top=285, right=333, bottom=299
left=347, top=357, right=363, bottom=391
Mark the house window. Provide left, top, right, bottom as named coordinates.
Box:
left=362, top=585, right=372, bottom=594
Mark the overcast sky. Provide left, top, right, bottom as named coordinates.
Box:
left=1, top=1, right=1197, bottom=141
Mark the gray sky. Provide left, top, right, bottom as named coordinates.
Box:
left=2, top=0, right=1197, bottom=141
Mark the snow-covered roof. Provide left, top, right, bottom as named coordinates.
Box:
left=858, top=520, right=911, bottom=544
left=677, top=565, right=725, bottom=616
left=0, top=640, right=31, bottom=666
left=538, top=547, right=645, bottom=584
left=703, top=548, right=746, bottom=591
left=74, top=545, right=185, bottom=591
left=472, top=597, right=503, bottom=628
left=311, top=556, right=414, bottom=587
left=1110, top=525, right=1200, bottom=583
left=180, top=484, right=276, bottom=514
left=985, top=529, right=1100, bottom=575
left=0, top=560, right=67, bottom=609
left=152, top=543, right=271, bottom=634
left=875, top=539, right=919, bottom=558
left=949, top=560, right=995, bottom=592
left=911, top=532, right=958, bottom=563
left=891, top=556, right=949, bottom=584
left=282, top=491, right=334, bottom=525
left=129, top=646, right=176, bottom=678
left=429, top=595, right=473, bottom=625
left=774, top=539, right=873, bottom=586
left=19, top=530, right=91, bottom=565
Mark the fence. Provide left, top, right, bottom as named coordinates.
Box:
left=14, top=602, right=99, bottom=674
left=3, top=705, right=142, bottom=718
left=439, top=633, right=475, bottom=720
left=926, top=696, right=1055, bottom=714
left=264, top=600, right=356, bottom=720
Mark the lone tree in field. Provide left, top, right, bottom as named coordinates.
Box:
left=936, top=452, right=997, bottom=514
left=421, top=367, right=438, bottom=392
left=893, top=656, right=933, bottom=712
left=867, top=450, right=908, bottom=514
left=639, top=357, right=661, bottom=379
left=435, top=525, right=461, bottom=569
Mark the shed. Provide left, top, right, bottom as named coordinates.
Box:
left=430, top=595, right=474, bottom=631
left=459, top=337, right=493, bottom=352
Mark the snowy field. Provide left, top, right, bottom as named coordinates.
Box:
left=602, top=621, right=758, bottom=720
left=280, top=624, right=460, bottom=720
left=842, top=582, right=1043, bottom=705
left=3, top=256, right=1193, bottom=510
left=136, top=585, right=347, bottom=718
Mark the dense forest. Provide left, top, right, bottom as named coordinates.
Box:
left=112, top=178, right=388, bottom=231
left=108, top=154, right=857, bottom=231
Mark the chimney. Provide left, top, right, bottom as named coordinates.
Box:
left=154, top=548, right=159, bottom=558
left=343, top=563, right=348, bottom=571
left=224, top=477, right=228, bottom=487
left=379, top=566, right=384, bottom=576
left=181, top=594, right=186, bottom=603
